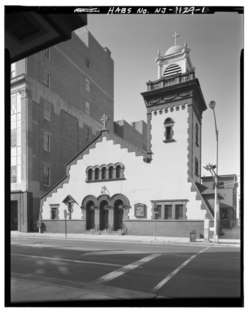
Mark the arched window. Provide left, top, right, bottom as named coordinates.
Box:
left=164, top=118, right=175, bottom=142
left=87, top=168, right=93, bottom=181
left=116, top=165, right=121, bottom=179
left=109, top=166, right=113, bottom=179
left=101, top=167, right=106, bottom=180
left=94, top=168, right=99, bottom=180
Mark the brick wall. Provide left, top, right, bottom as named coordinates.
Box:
left=124, top=219, right=206, bottom=238
left=41, top=220, right=86, bottom=233
left=41, top=219, right=210, bottom=238
left=114, top=120, right=147, bottom=151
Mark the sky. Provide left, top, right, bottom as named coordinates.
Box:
left=87, top=11, right=243, bottom=178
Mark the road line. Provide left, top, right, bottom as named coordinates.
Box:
left=95, top=253, right=161, bottom=284
left=152, top=246, right=210, bottom=293
left=11, top=253, right=122, bottom=268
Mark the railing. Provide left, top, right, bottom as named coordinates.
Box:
left=147, top=72, right=195, bottom=91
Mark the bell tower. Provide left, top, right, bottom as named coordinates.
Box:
left=141, top=34, right=207, bottom=184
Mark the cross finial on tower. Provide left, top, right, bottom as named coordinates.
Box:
left=172, top=32, right=180, bottom=45
left=101, top=114, right=109, bottom=130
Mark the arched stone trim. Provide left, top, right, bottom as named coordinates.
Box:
left=81, top=195, right=98, bottom=210
left=114, top=162, right=125, bottom=179
left=110, top=193, right=130, bottom=209
left=97, top=194, right=111, bottom=206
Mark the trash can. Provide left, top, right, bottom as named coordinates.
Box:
left=189, top=230, right=196, bottom=242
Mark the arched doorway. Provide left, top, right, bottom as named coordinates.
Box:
left=86, top=201, right=95, bottom=230
left=114, top=199, right=124, bottom=231
left=100, top=200, right=109, bottom=230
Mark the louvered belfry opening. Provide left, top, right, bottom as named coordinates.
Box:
left=163, top=63, right=182, bottom=78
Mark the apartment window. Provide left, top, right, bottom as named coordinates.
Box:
left=175, top=204, right=184, bottom=219
left=164, top=118, right=175, bottom=142
left=195, top=157, right=199, bottom=176
left=11, top=94, right=17, bottom=115
left=85, top=101, right=90, bottom=114
left=11, top=166, right=17, bottom=183
left=44, top=102, right=51, bottom=121
left=85, top=77, right=90, bottom=92
left=164, top=205, right=172, bottom=219
left=85, top=57, right=90, bottom=68
left=44, top=71, right=50, bottom=88
left=43, top=164, right=50, bottom=186
left=43, top=132, right=50, bottom=152
left=11, top=63, right=16, bottom=78
left=86, top=127, right=90, bottom=141
left=11, top=129, right=17, bottom=146
left=44, top=48, right=50, bottom=59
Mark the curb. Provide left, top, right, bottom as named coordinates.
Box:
left=10, top=232, right=241, bottom=248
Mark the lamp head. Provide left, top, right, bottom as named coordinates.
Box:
left=209, top=101, right=216, bottom=110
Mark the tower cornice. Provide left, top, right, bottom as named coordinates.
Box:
left=141, top=76, right=207, bottom=116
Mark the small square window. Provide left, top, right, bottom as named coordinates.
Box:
left=175, top=204, right=184, bottom=219
left=164, top=205, right=172, bottom=219
left=51, top=206, right=59, bottom=220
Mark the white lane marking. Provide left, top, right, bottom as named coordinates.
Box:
left=11, top=253, right=122, bottom=268
left=152, top=246, right=210, bottom=293
left=95, top=253, right=161, bottom=284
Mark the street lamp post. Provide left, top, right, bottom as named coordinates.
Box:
left=209, top=100, right=219, bottom=243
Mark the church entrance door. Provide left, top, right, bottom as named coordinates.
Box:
left=100, top=200, right=109, bottom=231
left=86, top=201, right=95, bottom=230
left=114, top=199, right=124, bottom=231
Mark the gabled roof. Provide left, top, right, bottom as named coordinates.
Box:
left=41, top=129, right=148, bottom=202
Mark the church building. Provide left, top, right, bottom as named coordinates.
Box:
left=40, top=37, right=214, bottom=238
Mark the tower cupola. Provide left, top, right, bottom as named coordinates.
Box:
left=156, top=32, right=195, bottom=79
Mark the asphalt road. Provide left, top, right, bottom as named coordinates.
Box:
left=10, top=237, right=242, bottom=304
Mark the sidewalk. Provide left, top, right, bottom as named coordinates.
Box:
left=10, top=231, right=241, bottom=247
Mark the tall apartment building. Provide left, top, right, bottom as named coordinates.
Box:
left=10, top=28, right=114, bottom=232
